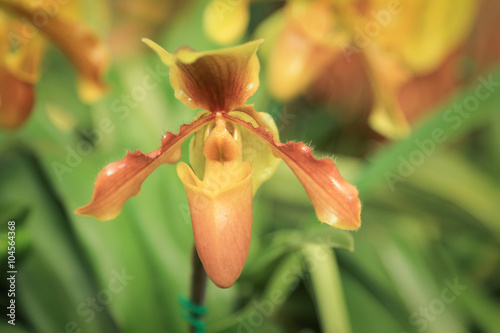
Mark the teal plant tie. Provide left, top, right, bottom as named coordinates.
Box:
left=179, top=295, right=207, bottom=332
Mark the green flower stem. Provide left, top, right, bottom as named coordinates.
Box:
left=189, top=245, right=207, bottom=333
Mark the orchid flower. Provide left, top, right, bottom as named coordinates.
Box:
left=0, top=0, right=108, bottom=129
left=75, top=40, right=361, bottom=288
left=203, top=0, right=477, bottom=139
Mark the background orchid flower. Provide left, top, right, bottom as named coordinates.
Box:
left=0, top=15, right=40, bottom=129
left=203, top=0, right=250, bottom=45
left=0, top=0, right=108, bottom=129
left=203, top=0, right=478, bottom=139
left=348, top=0, right=478, bottom=139
left=76, top=39, right=361, bottom=288
left=262, top=0, right=477, bottom=139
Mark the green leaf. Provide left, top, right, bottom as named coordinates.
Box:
left=245, top=225, right=354, bottom=278
left=460, top=279, right=500, bottom=333
left=209, top=251, right=304, bottom=332
left=302, top=244, right=351, bottom=333
left=408, top=151, right=500, bottom=235
left=0, top=147, right=119, bottom=332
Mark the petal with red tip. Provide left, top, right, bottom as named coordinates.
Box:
left=75, top=113, right=216, bottom=221
left=224, top=112, right=361, bottom=230
left=265, top=0, right=347, bottom=101
left=143, top=39, right=261, bottom=112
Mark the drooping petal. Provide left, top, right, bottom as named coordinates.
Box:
left=0, top=0, right=108, bottom=102
left=0, top=23, right=42, bottom=129
left=143, top=38, right=261, bottom=112
left=75, top=113, right=216, bottom=221
left=0, top=64, right=35, bottom=129
left=266, top=0, right=347, bottom=101
left=177, top=161, right=253, bottom=288
left=363, top=46, right=411, bottom=139
left=203, top=0, right=249, bottom=45
left=223, top=112, right=361, bottom=230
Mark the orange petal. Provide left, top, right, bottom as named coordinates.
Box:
left=143, top=39, right=261, bottom=112
left=75, top=113, right=216, bottom=221
left=0, top=20, right=43, bottom=129
left=1, top=0, right=108, bottom=102
left=224, top=113, right=361, bottom=230
left=0, top=66, right=35, bottom=129
left=0, top=27, right=40, bottom=128
left=177, top=161, right=253, bottom=288
left=267, top=0, right=345, bottom=101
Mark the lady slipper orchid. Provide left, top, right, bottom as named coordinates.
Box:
left=75, top=40, right=361, bottom=288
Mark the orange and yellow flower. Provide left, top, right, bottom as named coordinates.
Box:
left=75, top=40, right=361, bottom=288
left=203, top=0, right=478, bottom=139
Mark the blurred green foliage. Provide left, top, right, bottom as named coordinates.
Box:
left=1, top=0, right=500, bottom=332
